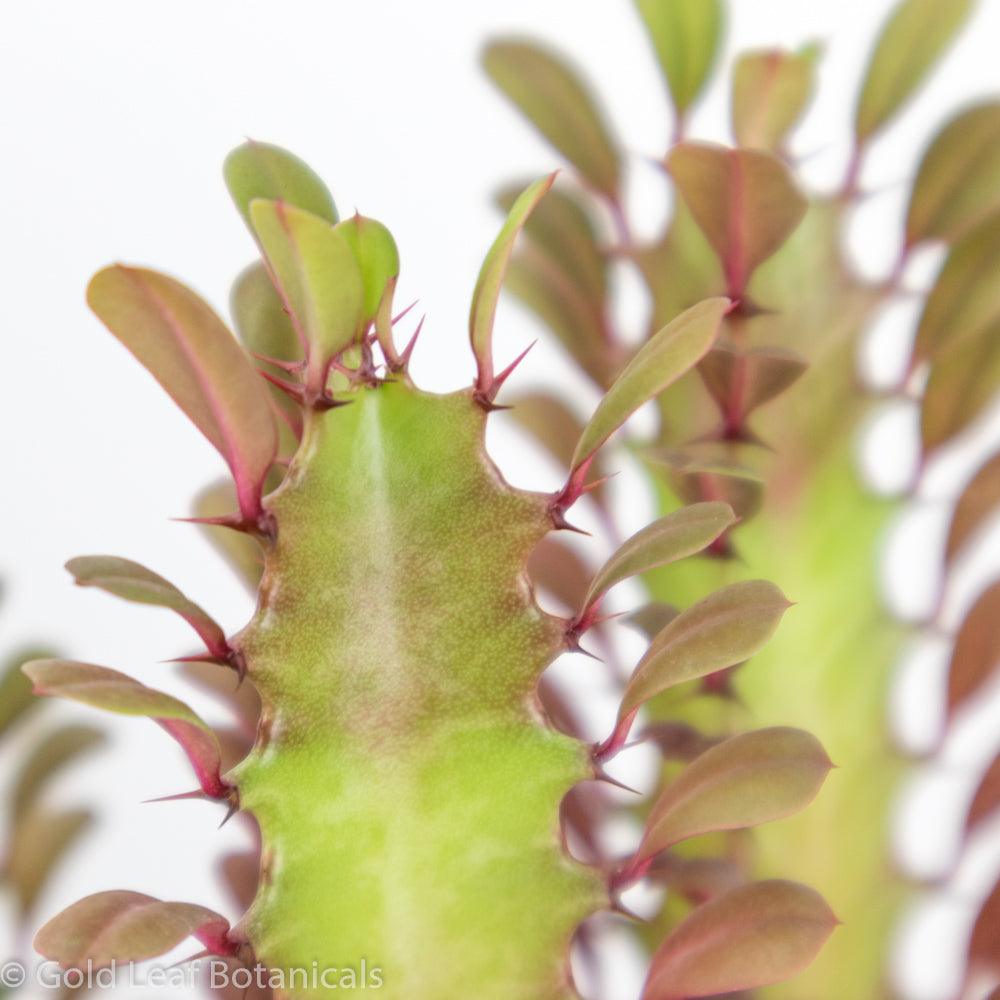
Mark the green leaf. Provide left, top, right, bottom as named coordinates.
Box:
left=731, top=46, right=819, bottom=152
left=667, top=143, right=807, bottom=295
left=946, top=581, right=1000, bottom=718
left=583, top=501, right=735, bottom=610
left=572, top=298, right=729, bottom=470
left=23, top=660, right=227, bottom=798
left=34, top=891, right=232, bottom=968
left=249, top=199, right=365, bottom=391
left=0, top=647, right=52, bottom=738
left=920, top=320, right=1000, bottom=454
left=334, top=214, right=400, bottom=324
left=224, top=140, right=337, bottom=228
left=469, top=174, right=555, bottom=393
left=231, top=260, right=300, bottom=364
left=907, top=102, right=1000, bottom=245
left=635, top=0, right=724, bottom=117
left=914, top=216, right=1000, bottom=363
left=854, top=0, right=973, bottom=142
left=636, top=727, right=832, bottom=861
left=643, top=880, right=838, bottom=999
left=619, top=580, right=790, bottom=721
left=698, top=343, right=808, bottom=424
left=66, top=555, right=229, bottom=660
left=946, top=452, right=1000, bottom=567
left=483, top=40, right=620, bottom=199
left=11, top=724, right=105, bottom=820
left=87, top=265, right=277, bottom=522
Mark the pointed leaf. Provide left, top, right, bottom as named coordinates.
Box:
left=584, top=502, right=735, bottom=610
left=643, top=880, right=838, bottom=999
left=12, top=724, right=105, bottom=820
left=66, top=556, right=229, bottom=660
left=469, top=174, right=555, bottom=392
left=946, top=581, right=1000, bottom=718
left=699, top=343, right=808, bottom=425
left=35, top=891, right=233, bottom=968
left=855, top=0, right=973, bottom=142
left=966, top=753, right=1000, bottom=835
left=907, top=102, right=1000, bottom=245
left=637, top=727, right=831, bottom=861
left=946, top=453, right=1000, bottom=567
left=249, top=199, right=365, bottom=389
left=667, top=144, right=807, bottom=296
left=732, top=46, right=819, bottom=153
left=483, top=40, right=619, bottom=198
left=572, top=298, right=729, bottom=471
left=87, top=266, right=277, bottom=522
left=635, top=0, right=723, bottom=117
left=620, top=580, right=791, bottom=721
left=334, top=214, right=400, bottom=324
left=23, top=660, right=228, bottom=798
left=224, top=140, right=337, bottom=228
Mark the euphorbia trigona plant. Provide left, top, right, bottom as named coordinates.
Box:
left=482, top=0, right=1000, bottom=997
left=20, top=142, right=837, bottom=999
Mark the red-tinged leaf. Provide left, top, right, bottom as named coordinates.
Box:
left=913, top=216, right=1000, bottom=363
left=528, top=537, right=594, bottom=613
left=34, top=891, right=234, bottom=969
left=12, top=724, right=105, bottom=820
left=87, top=266, right=277, bottom=523
left=946, top=453, right=1000, bottom=568
left=583, top=502, right=735, bottom=611
left=661, top=454, right=764, bottom=521
left=907, top=102, right=1000, bottom=246
left=732, top=46, right=820, bottom=153
left=966, top=753, right=1000, bottom=835
left=854, top=0, right=974, bottom=143
left=635, top=0, right=724, bottom=118
left=628, top=603, right=680, bottom=640
left=178, top=658, right=262, bottom=733
left=619, top=580, right=791, bottom=723
left=23, top=660, right=228, bottom=799
left=334, top=214, right=400, bottom=324
left=946, top=581, right=1000, bottom=719
left=66, top=556, right=229, bottom=661
left=651, top=855, right=747, bottom=904
left=224, top=140, right=337, bottom=227
left=469, top=174, right=555, bottom=395
left=483, top=40, right=620, bottom=199
left=0, top=647, right=52, bottom=738
left=636, top=728, right=831, bottom=862
left=667, top=143, right=807, bottom=297
left=5, top=808, right=93, bottom=916
left=969, top=880, right=1000, bottom=975
left=643, top=721, right=721, bottom=763
left=193, top=480, right=265, bottom=591
left=921, top=320, right=1000, bottom=454
left=643, top=880, right=838, bottom=999
left=699, top=342, right=808, bottom=429
left=571, top=298, right=729, bottom=473
left=249, top=199, right=365, bottom=393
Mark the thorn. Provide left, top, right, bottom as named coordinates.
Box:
left=593, top=710, right=637, bottom=763
left=392, top=299, right=419, bottom=325
left=563, top=632, right=603, bottom=661
left=219, top=791, right=241, bottom=829
left=396, top=314, right=425, bottom=372
left=580, top=471, right=619, bottom=496
left=548, top=506, right=591, bottom=535
left=484, top=340, right=537, bottom=403
left=259, top=369, right=307, bottom=405
left=250, top=351, right=305, bottom=375
left=173, top=508, right=276, bottom=542
left=143, top=789, right=207, bottom=804
left=592, top=761, right=641, bottom=795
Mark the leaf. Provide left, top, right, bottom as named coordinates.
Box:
left=731, top=46, right=819, bottom=152
left=652, top=855, right=747, bottom=904
left=469, top=174, right=555, bottom=393
left=653, top=449, right=765, bottom=521
left=572, top=298, right=729, bottom=470
left=224, top=140, right=337, bottom=228
left=23, top=660, right=227, bottom=798
left=643, top=880, right=838, bottom=999
left=34, top=891, right=232, bottom=968
left=854, top=0, right=973, bottom=142
left=231, top=260, right=301, bottom=364
left=0, top=647, right=52, bottom=738
left=87, top=265, right=277, bottom=522
left=969, top=880, right=1000, bottom=975
left=920, top=320, right=1000, bottom=454
left=906, top=102, right=1000, bottom=245
left=946, top=453, right=1000, bottom=567
left=66, top=556, right=229, bottom=660
left=643, top=720, right=719, bottom=763
left=334, top=214, right=400, bottom=324
left=667, top=143, right=807, bottom=296
left=194, top=480, right=265, bottom=591
left=966, top=753, right=1000, bottom=834
left=628, top=603, right=680, bottom=640
left=636, top=727, right=831, bottom=861
left=913, top=216, right=1000, bottom=363
left=528, top=537, right=594, bottom=613
left=483, top=40, right=620, bottom=199
left=11, top=724, right=105, bottom=820
left=620, top=580, right=791, bottom=721
left=698, top=343, right=808, bottom=425
left=634, top=0, right=724, bottom=117
left=946, top=581, right=1000, bottom=718
left=583, top=502, right=735, bottom=610
left=249, top=199, right=365, bottom=389
left=5, top=808, right=92, bottom=916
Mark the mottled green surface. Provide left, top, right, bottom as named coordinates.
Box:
left=235, top=383, right=603, bottom=999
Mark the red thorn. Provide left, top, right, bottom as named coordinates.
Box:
left=219, top=794, right=240, bottom=829
left=594, top=709, right=638, bottom=763
left=259, top=369, right=307, bottom=405
left=173, top=509, right=276, bottom=541
left=563, top=631, right=603, bottom=661
left=592, top=762, right=641, bottom=795
left=483, top=340, right=536, bottom=403
left=551, top=456, right=595, bottom=517
left=392, top=299, right=419, bottom=325
left=580, top=471, right=619, bottom=496
left=548, top=506, right=591, bottom=535
left=143, top=789, right=207, bottom=805
left=250, top=351, right=305, bottom=375
left=610, top=854, right=654, bottom=894
left=397, top=315, right=425, bottom=371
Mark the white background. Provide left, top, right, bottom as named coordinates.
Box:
left=1, top=2, right=999, bottom=998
